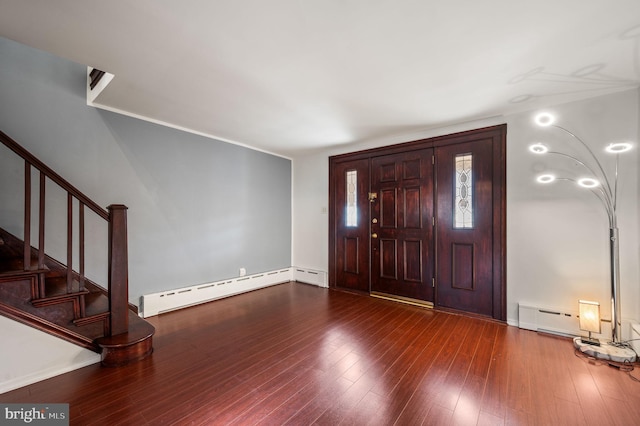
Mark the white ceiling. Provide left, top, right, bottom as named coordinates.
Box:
left=1, top=1, right=639, bottom=156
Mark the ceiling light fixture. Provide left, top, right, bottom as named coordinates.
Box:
left=605, top=142, right=633, bottom=153
left=577, top=177, right=600, bottom=188
left=529, top=143, right=548, bottom=154
left=534, top=112, right=556, bottom=127
left=536, top=174, right=556, bottom=183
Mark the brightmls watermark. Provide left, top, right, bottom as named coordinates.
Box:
left=1, top=404, right=68, bottom=425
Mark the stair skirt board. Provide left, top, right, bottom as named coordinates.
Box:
left=141, top=267, right=328, bottom=318
left=517, top=303, right=612, bottom=340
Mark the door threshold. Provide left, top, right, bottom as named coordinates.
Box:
left=370, top=292, right=434, bottom=309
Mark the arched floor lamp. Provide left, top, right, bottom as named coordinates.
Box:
left=529, top=112, right=636, bottom=363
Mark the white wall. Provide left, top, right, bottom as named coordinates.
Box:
left=292, top=89, right=640, bottom=330
left=0, top=316, right=100, bottom=394
left=291, top=153, right=329, bottom=272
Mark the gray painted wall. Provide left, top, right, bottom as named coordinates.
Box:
left=0, top=37, right=291, bottom=305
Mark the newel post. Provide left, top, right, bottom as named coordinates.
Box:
left=108, top=204, right=129, bottom=336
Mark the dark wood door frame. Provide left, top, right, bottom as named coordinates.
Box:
left=329, top=124, right=506, bottom=321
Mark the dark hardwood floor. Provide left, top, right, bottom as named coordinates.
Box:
left=2, top=282, right=639, bottom=425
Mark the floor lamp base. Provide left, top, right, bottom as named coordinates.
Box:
left=573, top=337, right=637, bottom=363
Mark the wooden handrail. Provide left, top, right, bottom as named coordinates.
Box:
left=0, top=131, right=109, bottom=221
left=1, top=130, right=128, bottom=338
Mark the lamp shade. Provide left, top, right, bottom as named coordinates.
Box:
left=578, top=300, right=601, bottom=333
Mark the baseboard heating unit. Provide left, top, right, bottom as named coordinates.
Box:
left=141, top=266, right=329, bottom=317
left=518, top=303, right=581, bottom=337
left=518, top=303, right=612, bottom=339
left=141, top=268, right=293, bottom=317
left=292, top=267, right=327, bottom=287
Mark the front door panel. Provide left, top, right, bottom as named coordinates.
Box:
left=370, top=149, right=434, bottom=302
left=435, top=138, right=495, bottom=316
left=333, top=158, right=370, bottom=292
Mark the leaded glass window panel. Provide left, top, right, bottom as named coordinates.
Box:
left=454, top=154, right=473, bottom=228
left=346, top=170, right=358, bottom=227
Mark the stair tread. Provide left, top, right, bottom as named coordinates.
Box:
left=73, top=311, right=110, bottom=327
left=96, top=313, right=155, bottom=347
left=32, top=288, right=90, bottom=303
left=0, top=264, right=49, bottom=273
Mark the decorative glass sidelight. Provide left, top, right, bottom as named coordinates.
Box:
left=454, top=154, right=473, bottom=228
left=346, top=170, right=358, bottom=227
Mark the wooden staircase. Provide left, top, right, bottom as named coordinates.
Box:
left=0, top=130, right=154, bottom=367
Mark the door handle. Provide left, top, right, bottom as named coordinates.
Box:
left=371, top=233, right=378, bottom=238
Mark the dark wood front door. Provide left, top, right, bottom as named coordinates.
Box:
left=329, top=125, right=506, bottom=321
left=435, top=137, right=497, bottom=316
left=370, top=149, right=434, bottom=302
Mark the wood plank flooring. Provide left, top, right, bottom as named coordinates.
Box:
left=2, top=282, right=639, bottom=425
